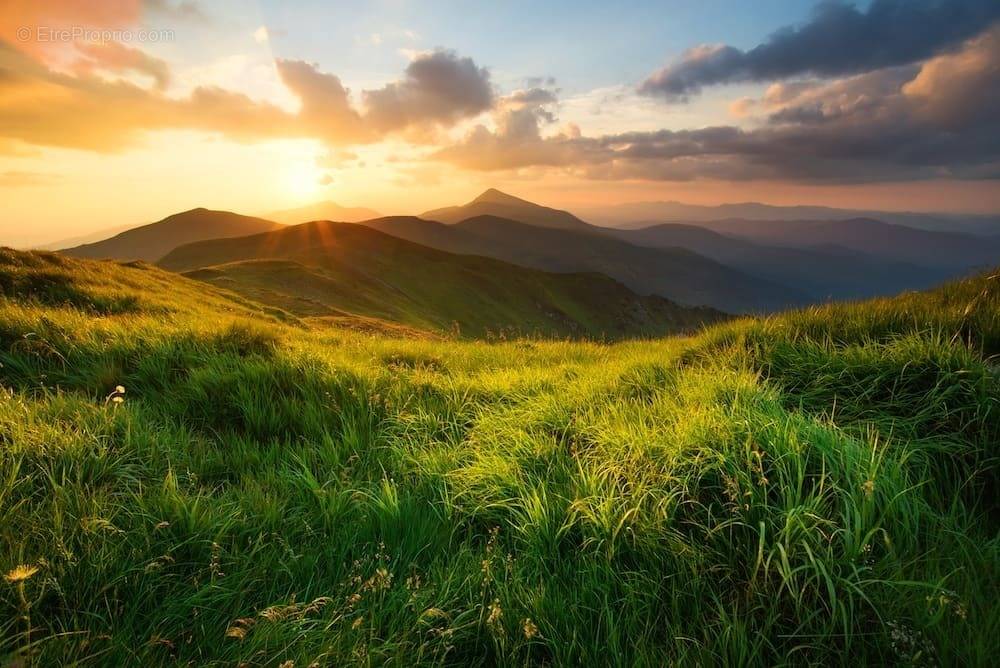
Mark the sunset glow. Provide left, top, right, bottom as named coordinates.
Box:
left=1, top=1, right=999, bottom=247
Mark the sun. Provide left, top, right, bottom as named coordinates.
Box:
left=279, top=161, right=325, bottom=203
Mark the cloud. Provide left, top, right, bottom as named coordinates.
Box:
left=143, top=0, right=206, bottom=23
left=273, top=59, right=370, bottom=143
left=72, top=40, right=171, bottom=89
left=362, top=49, right=494, bottom=133
left=318, top=173, right=334, bottom=186
left=0, top=41, right=495, bottom=151
left=435, top=26, right=1000, bottom=183
left=639, top=0, right=1000, bottom=101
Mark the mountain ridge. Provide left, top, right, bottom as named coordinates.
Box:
left=61, top=208, right=283, bottom=262
left=158, top=219, right=725, bottom=338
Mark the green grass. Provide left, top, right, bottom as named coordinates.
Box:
left=0, top=248, right=997, bottom=666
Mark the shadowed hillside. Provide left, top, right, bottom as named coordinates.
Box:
left=361, top=214, right=806, bottom=313
left=158, top=221, right=724, bottom=338
left=612, top=222, right=952, bottom=300
left=61, top=208, right=283, bottom=262
left=0, top=248, right=997, bottom=665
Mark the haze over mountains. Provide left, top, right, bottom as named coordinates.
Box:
left=45, top=189, right=1000, bottom=334
left=580, top=201, right=1000, bottom=236
left=266, top=201, right=381, bottom=225
left=421, top=189, right=594, bottom=232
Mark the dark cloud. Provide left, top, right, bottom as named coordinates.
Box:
left=640, top=0, right=1000, bottom=101
left=362, top=49, right=493, bottom=132
left=436, top=27, right=1000, bottom=183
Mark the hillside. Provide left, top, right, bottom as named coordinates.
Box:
left=159, top=220, right=723, bottom=338
left=421, top=188, right=596, bottom=232
left=0, top=248, right=997, bottom=665
left=266, top=200, right=382, bottom=224
left=613, top=222, right=950, bottom=300
left=60, top=208, right=283, bottom=262
left=410, top=191, right=966, bottom=307
left=361, top=214, right=805, bottom=313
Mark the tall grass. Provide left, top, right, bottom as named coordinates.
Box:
left=0, top=249, right=997, bottom=665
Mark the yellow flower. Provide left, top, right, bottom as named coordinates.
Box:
left=4, top=564, right=39, bottom=583
left=115, top=385, right=126, bottom=394
left=522, top=617, right=539, bottom=639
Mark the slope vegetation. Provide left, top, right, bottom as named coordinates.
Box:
left=1, top=249, right=997, bottom=665
left=159, top=221, right=723, bottom=338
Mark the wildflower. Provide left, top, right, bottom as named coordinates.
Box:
left=106, top=384, right=126, bottom=405
left=862, top=479, right=875, bottom=498
left=522, top=618, right=539, bottom=639
left=352, top=616, right=364, bottom=630
left=4, top=564, right=39, bottom=583
left=486, top=599, right=502, bottom=625
left=364, top=567, right=393, bottom=592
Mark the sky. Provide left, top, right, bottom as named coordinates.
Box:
left=2, top=0, right=999, bottom=247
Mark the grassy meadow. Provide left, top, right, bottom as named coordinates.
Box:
left=0, top=248, right=997, bottom=665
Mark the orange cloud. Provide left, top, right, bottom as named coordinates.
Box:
left=72, top=40, right=170, bottom=89
left=0, top=42, right=497, bottom=152
left=0, top=0, right=142, bottom=62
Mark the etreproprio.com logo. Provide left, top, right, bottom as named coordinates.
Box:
left=16, top=26, right=176, bottom=43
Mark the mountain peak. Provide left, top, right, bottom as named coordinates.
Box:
left=470, top=188, right=531, bottom=206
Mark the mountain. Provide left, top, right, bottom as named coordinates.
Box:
left=412, top=192, right=967, bottom=305
left=690, top=218, right=1000, bottom=270
left=359, top=215, right=805, bottom=313
left=266, top=200, right=382, bottom=224
left=61, top=208, right=283, bottom=262
left=611, top=223, right=952, bottom=301
left=158, top=220, right=724, bottom=338
left=578, top=200, right=1000, bottom=236
left=421, top=189, right=595, bottom=232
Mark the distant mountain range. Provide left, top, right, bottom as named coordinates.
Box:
left=266, top=201, right=381, bottom=225
left=158, top=220, right=724, bottom=338
left=687, top=218, right=1000, bottom=270
left=61, top=209, right=282, bottom=262
left=361, top=214, right=802, bottom=313
left=578, top=200, right=1000, bottom=236
left=421, top=189, right=595, bottom=232
left=50, top=189, right=999, bottom=330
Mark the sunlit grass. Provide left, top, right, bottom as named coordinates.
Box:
left=0, top=249, right=997, bottom=665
